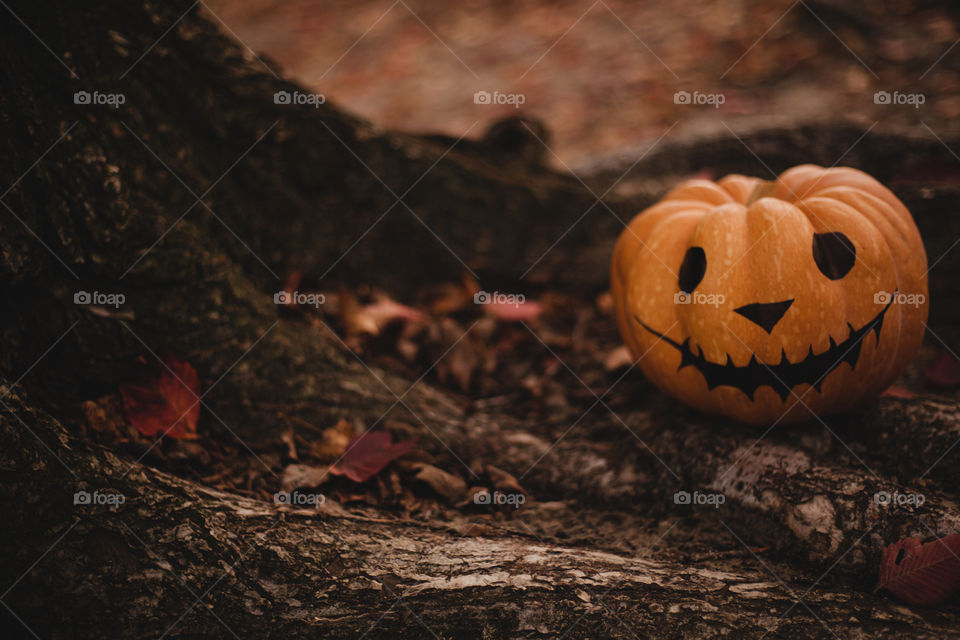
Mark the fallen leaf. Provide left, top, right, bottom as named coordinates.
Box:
left=277, top=270, right=302, bottom=307
left=881, top=385, right=918, bottom=399
left=925, top=354, right=960, bottom=388
left=595, top=291, right=614, bottom=315
left=396, top=338, right=419, bottom=362
left=604, top=345, right=634, bottom=372
left=436, top=318, right=478, bottom=392
left=427, top=280, right=474, bottom=315
left=340, top=292, right=379, bottom=336
left=311, top=418, right=353, bottom=461
left=119, top=355, right=201, bottom=439
left=280, top=427, right=298, bottom=461
left=281, top=463, right=331, bottom=492
left=413, top=463, right=468, bottom=503
left=484, top=299, right=543, bottom=322
left=877, top=534, right=960, bottom=605
left=78, top=396, right=129, bottom=443
left=341, top=292, right=427, bottom=337
left=330, top=431, right=415, bottom=483
left=364, top=297, right=427, bottom=329
left=485, top=464, right=526, bottom=496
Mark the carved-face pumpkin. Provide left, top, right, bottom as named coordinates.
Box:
left=611, top=165, right=928, bottom=425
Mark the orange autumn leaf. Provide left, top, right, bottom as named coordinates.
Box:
left=119, top=355, right=201, bottom=439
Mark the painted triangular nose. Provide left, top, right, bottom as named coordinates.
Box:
left=733, top=299, right=794, bottom=334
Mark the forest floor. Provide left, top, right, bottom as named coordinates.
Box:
left=203, top=0, right=960, bottom=166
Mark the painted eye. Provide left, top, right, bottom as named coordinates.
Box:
left=812, top=232, right=856, bottom=280
left=678, top=246, right=706, bottom=293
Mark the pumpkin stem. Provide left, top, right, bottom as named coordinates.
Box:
left=745, top=180, right=777, bottom=207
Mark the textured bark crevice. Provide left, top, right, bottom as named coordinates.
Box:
left=3, top=0, right=960, bottom=638
left=5, top=386, right=960, bottom=640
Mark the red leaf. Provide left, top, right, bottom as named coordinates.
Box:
left=925, top=354, right=960, bottom=388
left=330, top=431, right=414, bottom=483
left=881, top=385, right=918, bottom=399
left=878, top=534, right=960, bottom=605
left=119, top=355, right=201, bottom=440
left=484, top=299, right=543, bottom=322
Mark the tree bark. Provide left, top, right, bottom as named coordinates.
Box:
left=5, top=386, right=960, bottom=639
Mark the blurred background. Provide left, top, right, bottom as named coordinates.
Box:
left=204, top=0, right=960, bottom=168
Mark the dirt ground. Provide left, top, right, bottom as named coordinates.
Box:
left=203, top=0, right=960, bottom=166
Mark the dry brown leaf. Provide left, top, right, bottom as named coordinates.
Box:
left=312, top=418, right=353, bottom=461
left=280, top=427, right=298, bottom=461
left=604, top=345, right=634, bottom=372
left=281, top=463, right=331, bottom=492
left=485, top=464, right=526, bottom=496
left=436, top=318, right=479, bottom=392
left=413, top=463, right=468, bottom=503
left=595, top=290, right=614, bottom=314
left=427, top=281, right=474, bottom=315
left=340, top=291, right=379, bottom=336
left=396, top=338, right=419, bottom=362
left=78, top=395, right=130, bottom=443
left=340, top=291, right=427, bottom=338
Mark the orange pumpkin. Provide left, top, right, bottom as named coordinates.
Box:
left=611, top=165, right=928, bottom=425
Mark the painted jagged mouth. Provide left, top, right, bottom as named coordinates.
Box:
left=635, top=293, right=895, bottom=401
